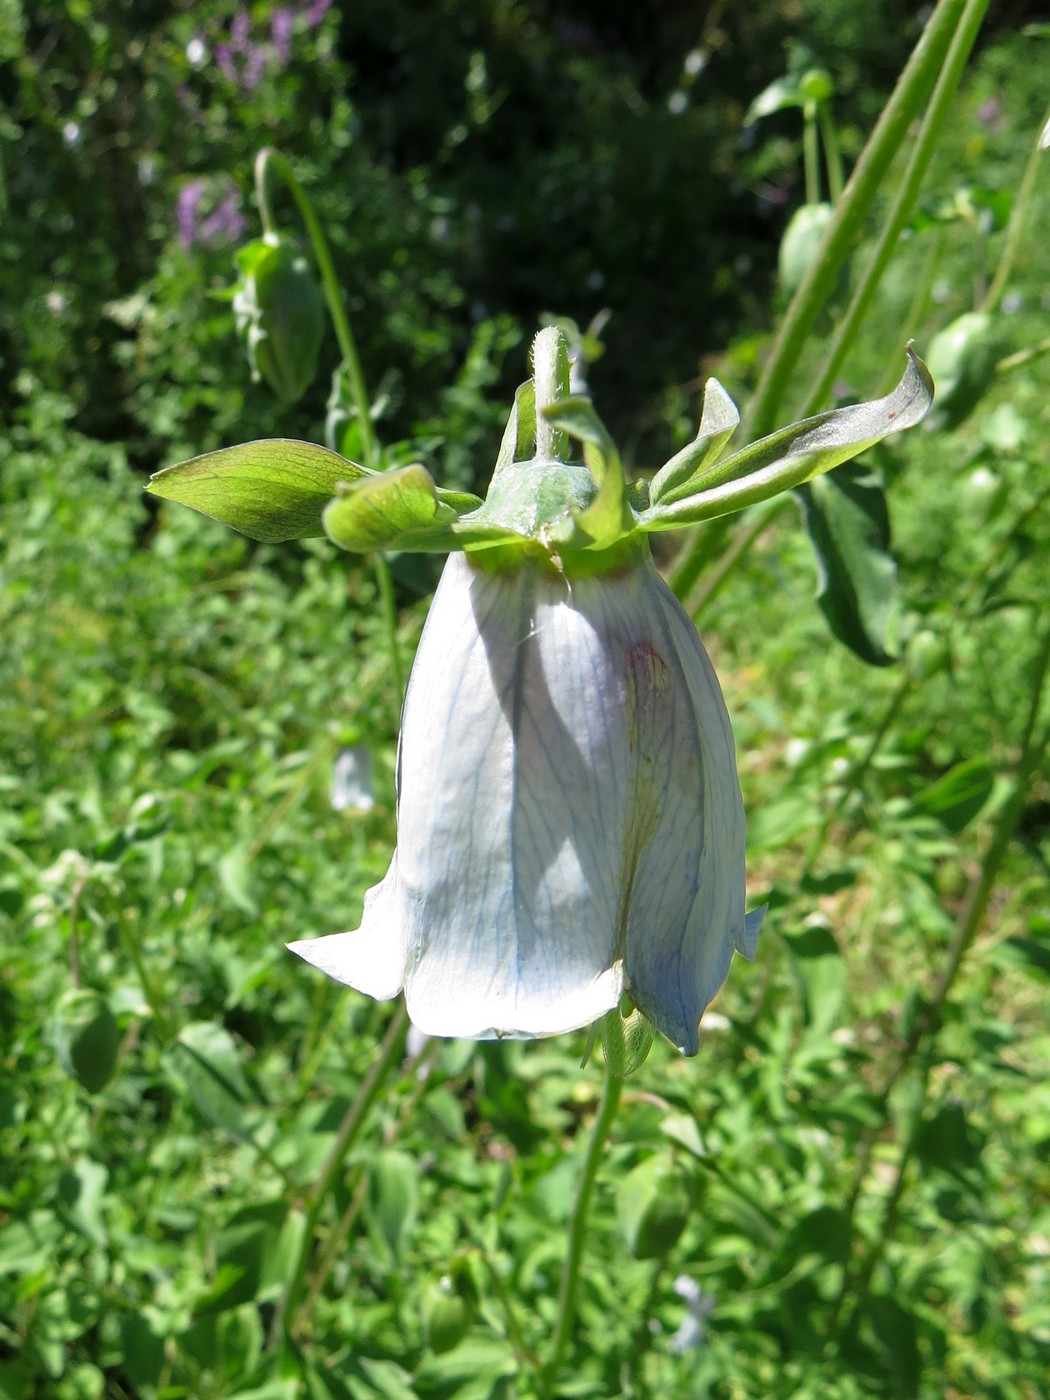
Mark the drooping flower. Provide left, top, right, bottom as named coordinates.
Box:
left=148, top=326, right=932, bottom=1052
left=289, top=544, right=761, bottom=1053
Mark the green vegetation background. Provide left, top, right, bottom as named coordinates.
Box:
left=1, top=3, right=1048, bottom=1398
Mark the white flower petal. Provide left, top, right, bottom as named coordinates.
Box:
left=287, top=860, right=406, bottom=999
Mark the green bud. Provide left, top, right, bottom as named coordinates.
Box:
left=616, top=1156, right=690, bottom=1260
left=52, top=988, right=119, bottom=1094
left=924, top=312, right=1000, bottom=432
left=232, top=235, right=325, bottom=404
left=423, top=1278, right=471, bottom=1354
left=778, top=202, right=836, bottom=297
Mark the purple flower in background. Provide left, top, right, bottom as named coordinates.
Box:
left=304, top=0, right=331, bottom=25
left=243, top=44, right=267, bottom=88
left=231, top=11, right=251, bottom=48
left=200, top=190, right=247, bottom=244
left=176, top=180, right=207, bottom=248
left=272, top=8, right=294, bottom=64
left=176, top=178, right=245, bottom=249
left=214, top=42, right=237, bottom=82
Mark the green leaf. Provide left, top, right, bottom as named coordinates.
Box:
left=649, top=377, right=740, bottom=505
left=615, top=1156, right=689, bottom=1260
left=323, top=464, right=459, bottom=553
left=52, top=988, right=120, bottom=1095
left=148, top=440, right=369, bottom=543
left=370, top=1151, right=419, bottom=1260
left=167, top=1021, right=252, bottom=1134
left=797, top=464, right=898, bottom=666
left=639, top=349, right=933, bottom=529
left=783, top=925, right=846, bottom=1036
left=912, top=757, right=994, bottom=833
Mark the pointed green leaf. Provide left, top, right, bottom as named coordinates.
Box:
left=639, top=349, right=933, bottom=530
left=147, top=439, right=369, bottom=542
left=323, top=464, right=458, bottom=553
left=542, top=396, right=636, bottom=549
left=797, top=464, right=899, bottom=667
left=649, top=378, right=740, bottom=505
left=492, top=380, right=536, bottom=478
left=912, top=757, right=994, bottom=833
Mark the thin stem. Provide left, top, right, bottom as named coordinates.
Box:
left=797, top=0, right=990, bottom=421
left=982, top=101, right=1050, bottom=315
left=668, top=0, right=971, bottom=593
left=820, top=104, right=845, bottom=205
left=268, top=1000, right=410, bottom=1347
left=538, top=1060, right=623, bottom=1397
left=802, top=103, right=821, bottom=207
left=254, top=148, right=381, bottom=471
left=373, top=556, right=406, bottom=702
left=67, top=873, right=87, bottom=988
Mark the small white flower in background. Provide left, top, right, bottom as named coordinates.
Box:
left=669, top=1276, right=716, bottom=1352
left=291, top=550, right=761, bottom=1054
left=330, top=746, right=375, bottom=813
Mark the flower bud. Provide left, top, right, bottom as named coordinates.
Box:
left=778, top=202, right=835, bottom=297
left=924, top=312, right=1000, bottom=432
left=232, top=235, right=325, bottom=403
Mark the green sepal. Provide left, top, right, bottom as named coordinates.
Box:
left=638, top=348, right=933, bottom=531
left=649, top=377, right=740, bottom=505
left=147, top=439, right=371, bottom=542
left=323, top=464, right=459, bottom=553
left=541, top=396, right=636, bottom=550
left=491, top=380, right=537, bottom=478
left=600, top=1004, right=656, bottom=1078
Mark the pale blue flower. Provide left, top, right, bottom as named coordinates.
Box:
left=290, top=548, right=761, bottom=1054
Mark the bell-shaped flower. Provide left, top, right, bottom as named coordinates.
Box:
left=147, top=326, right=931, bottom=1053
left=289, top=546, right=761, bottom=1053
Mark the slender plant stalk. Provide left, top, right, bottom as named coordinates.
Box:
left=982, top=101, right=1050, bottom=315
left=668, top=0, right=971, bottom=598
left=538, top=1059, right=623, bottom=1397
left=268, top=1001, right=410, bottom=1347
left=255, top=148, right=379, bottom=471
left=254, top=150, right=406, bottom=710
left=797, top=0, right=991, bottom=420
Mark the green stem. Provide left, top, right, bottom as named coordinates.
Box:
left=669, top=0, right=972, bottom=596
left=819, top=103, right=845, bottom=205
left=802, top=102, right=821, bottom=206
left=373, top=556, right=405, bottom=702
left=254, top=148, right=381, bottom=472
left=538, top=1060, right=623, bottom=1396
left=797, top=0, right=990, bottom=420
left=268, top=1000, right=410, bottom=1347
left=981, top=101, right=1050, bottom=315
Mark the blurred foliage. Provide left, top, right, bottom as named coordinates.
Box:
left=2, top=4, right=1050, bottom=1399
